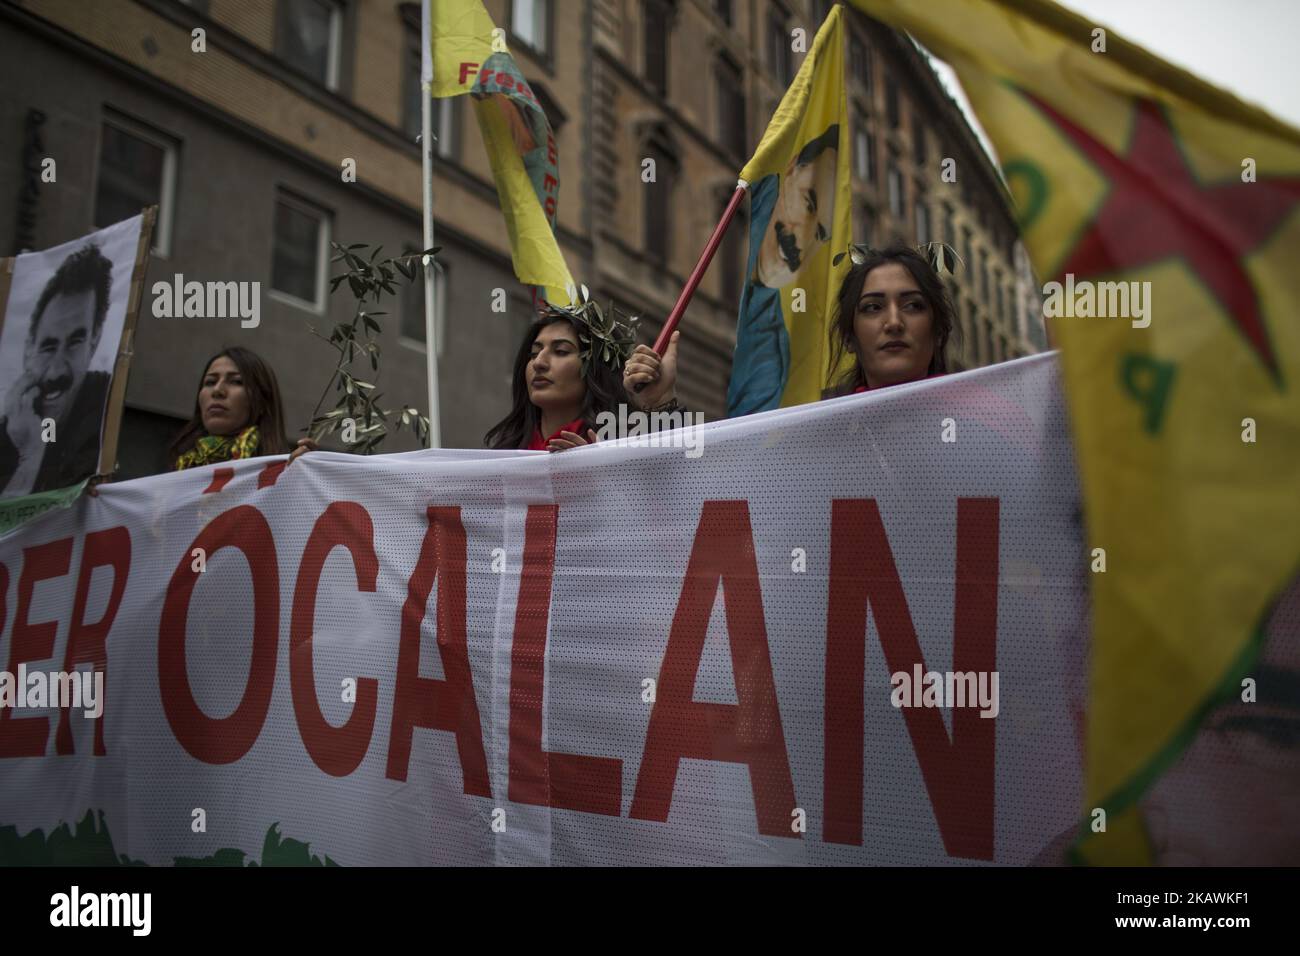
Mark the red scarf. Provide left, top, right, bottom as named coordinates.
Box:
left=526, top=417, right=587, bottom=450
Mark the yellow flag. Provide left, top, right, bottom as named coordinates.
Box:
left=428, top=0, right=573, bottom=302
left=851, top=0, right=1300, bottom=862
left=727, top=6, right=852, bottom=415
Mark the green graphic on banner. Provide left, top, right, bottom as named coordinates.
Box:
left=0, top=479, right=88, bottom=536
left=0, top=810, right=338, bottom=867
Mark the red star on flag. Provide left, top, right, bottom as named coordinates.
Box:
left=1023, top=92, right=1300, bottom=378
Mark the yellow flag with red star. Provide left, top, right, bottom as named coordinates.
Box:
left=850, top=0, right=1300, bottom=862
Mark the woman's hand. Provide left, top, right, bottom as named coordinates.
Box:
left=547, top=429, right=599, bottom=453
left=623, top=330, right=679, bottom=409
left=287, top=437, right=318, bottom=465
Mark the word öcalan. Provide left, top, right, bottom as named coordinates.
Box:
left=1042, top=273, right=1151, bottom=328
left=0, top=664, right=103, bottom=719
left=890, top=665, right=1000, bottom=718
left=151, top=274, right=261, bottom=328
left=50, top=886, right=151, bottom=936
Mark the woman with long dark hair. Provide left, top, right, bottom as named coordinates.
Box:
left=486, top=301, right=680, bottom=451
left=826, top=243, right=958, bottom=395
left=167, top=346, right=291, bottom=470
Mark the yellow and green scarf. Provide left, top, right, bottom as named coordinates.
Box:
left=175, top=426, right=260, bottom=471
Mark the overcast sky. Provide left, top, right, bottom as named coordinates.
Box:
left=927, top=0, right=1299, bottom=162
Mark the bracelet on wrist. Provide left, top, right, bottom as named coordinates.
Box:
left=645, top=396, right=681, bottom=414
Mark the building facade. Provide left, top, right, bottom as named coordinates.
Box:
left=0, top=0, right=1045, bottom=476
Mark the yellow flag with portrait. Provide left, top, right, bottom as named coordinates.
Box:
left=727, top=6, right=853, bottom=416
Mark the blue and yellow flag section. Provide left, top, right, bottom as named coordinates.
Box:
left=428, top=0, right=573, bottom=301
left=727, top=5, right=852, bottom=416
left=851, top=0, right=1300, bottom=863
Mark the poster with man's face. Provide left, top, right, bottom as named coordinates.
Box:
left=754, top=135, right=839, bottom=289
left=0, top=214, right=145, bottom=498
left=726, top=123, right=842, bottom=417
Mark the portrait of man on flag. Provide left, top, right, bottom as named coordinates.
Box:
left=727, top=6, right=851, bottom=418
left=727, top=125, right=841, bottom=417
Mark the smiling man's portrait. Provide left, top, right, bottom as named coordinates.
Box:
left=0, top=243, right=115, bottom=496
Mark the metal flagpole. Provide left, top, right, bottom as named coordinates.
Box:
left=420, top=0, right=442, bottom=448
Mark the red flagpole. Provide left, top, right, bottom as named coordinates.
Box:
left=651, top=180, right=749, bottom=354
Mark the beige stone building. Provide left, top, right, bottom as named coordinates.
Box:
left=0, top=0, right=1044, bottom=471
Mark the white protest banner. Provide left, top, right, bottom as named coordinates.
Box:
left=0, top=355, right=1088, bottom=865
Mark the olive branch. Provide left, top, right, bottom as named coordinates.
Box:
left=305, top=241, right=439, bottom=453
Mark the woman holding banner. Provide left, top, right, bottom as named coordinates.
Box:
left=167, top=346, right=292, bottom=470
left=285, top=293, right=683, bottom=461
left=485, top=295, right=682, bottom=451
left=824, top=242, right=959, bottom=395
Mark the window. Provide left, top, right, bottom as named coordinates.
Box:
left=401, top=251, right=448, bottom=359
left=995, top=273, right=1004, bottom=321
left=913, top=116, right=926, bottom=165
left=532, top=81, right=568, bottom=134
left=271, top=191, right=330, bottom=311
left=645, top=137, right=677, bottom=262
left=962, top=227, right=973, bottom=280
left=511, top=0, right=549, bottom=55
left=856, top=203, right=874, bottom=246
left=94, top=114, right=177, bottom=256
left=943, top=204, right=955, bottom=247
left=915, top=200, right=930, bottom=244
left=980, top=250, right=989, bottom=304
left=713, top=0, right=733, bottom=26
left=853, top=118, right=872, bottom=182
left=850, top=35, right=870, bottom=89
left=716, top=53, right=746, bottom=158
left=885, top=77, right=900, bottom=128
left=276, top=0, right=343, bottom=89
left=982, top=318, right=993, bottom=365
left=965, top=300, right=977, bottom=364
left=1028, top=305, right=1048, bottom=351
left=435, top=99, right=458, bottom=159
left=645, top=0, right=671, bottom=95
left=718, top=191, right=746, bottom=306
left=768, top=4, right=792, bottom=84
left=401, top=19, right=458, bottom=157
left=401, top=14, right=422, bottom=138
left=887, top=161, right=904, bottom=219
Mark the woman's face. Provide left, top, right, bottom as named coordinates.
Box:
left=199, top=355, right=252, bottom=436
left=526, top=321, right=586, bottom=412
left=852, top=262, right=936, bottom=388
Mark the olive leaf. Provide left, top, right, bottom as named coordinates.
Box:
left=306, top=241, right=436, bottom=454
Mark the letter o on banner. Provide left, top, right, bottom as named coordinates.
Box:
left=159, top=505, right=279, bottom=764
